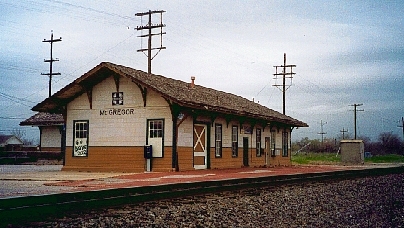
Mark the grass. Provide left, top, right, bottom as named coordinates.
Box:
left=291, top=152, right=341, bottom=165
left=291, top=152, right=404, bottom=165
left=366, top=154, right=404, bottom=163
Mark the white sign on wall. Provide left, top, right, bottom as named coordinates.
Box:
left=74, top=138, right=87, bottom=156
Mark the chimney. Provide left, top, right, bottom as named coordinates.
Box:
left=190, top=76, right=195, bottom=88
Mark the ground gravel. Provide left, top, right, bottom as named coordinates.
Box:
left=0, top=165, right=69, bottom=198
left=0, top=165, right=62, bottom=174
left=14, top=173, right=404, bottom=227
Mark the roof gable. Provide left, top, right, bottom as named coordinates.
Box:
left=32, top=62, right=308, bottom=127
left=20, top=112, right=64, bottom=126
left=0, top=135, right=23, bottom=146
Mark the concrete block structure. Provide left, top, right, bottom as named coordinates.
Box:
left=340, top=140, right=364, bottom=164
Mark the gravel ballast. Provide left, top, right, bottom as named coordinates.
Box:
left=16, top=173, right=404, bottom=227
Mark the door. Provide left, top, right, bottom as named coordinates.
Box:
left=243, top=137, right=249, bottom=167
left=193, top=124, right=207, bottom=169
left=147, top=119, right=164, bottom=158
left=265, top=137, right=270, bottom=165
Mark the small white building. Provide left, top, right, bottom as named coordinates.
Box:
left=0, top=135, right=23, bottom=152
left=20, top=112, right=64, bottom=152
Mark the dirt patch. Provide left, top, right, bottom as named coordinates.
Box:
left=23, top=159, right=63, bottom=165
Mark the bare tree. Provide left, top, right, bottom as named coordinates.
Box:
left=378, top=132, right=403, bottom=155
left=10, top=128, right=36, bottom=145
left=11, top=128, right=26, bottom=140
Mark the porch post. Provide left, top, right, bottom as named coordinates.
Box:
left=172, top=113, right=178, bottom=171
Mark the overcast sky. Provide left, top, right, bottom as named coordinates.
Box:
left=1, top=0, right=403, bottom=143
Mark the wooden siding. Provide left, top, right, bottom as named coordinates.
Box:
left=40, top=126, right=61, bottom=148
left=66, top=75, right=173, bottom=147
left=177, top=146, right=194, bottom=171
left=61, top=74, right=294, bottom=172
left=151, top=147, right=172, bottom=172
left=41, top=147, right=61, bottom=152
left=64, top=146, right=144, bottom=172
left=268, top=154, right=291, bottom=166
left=63, top=146, right=173, bottom=172
left=209, top=147, right=243, bottom=169
left=177, top=116, right=193, bottom=147
left=206, top=118, right=289, bottom=168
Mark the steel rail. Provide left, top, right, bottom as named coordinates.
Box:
left=1, top=166, right=403, bottom=227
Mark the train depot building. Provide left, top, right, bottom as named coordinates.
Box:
left=32, top=62, right=308, bottom=172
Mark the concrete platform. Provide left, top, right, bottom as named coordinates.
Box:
left=1, top=164, right=402, bottom=199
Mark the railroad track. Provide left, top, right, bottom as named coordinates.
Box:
left=1, top=165, right=404, bottom=227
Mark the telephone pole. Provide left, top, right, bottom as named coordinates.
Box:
left=318, top=120, right=327, bottom=146
left=273, top=53, right=296, bottom=115
left=135, top=10, right=166, bottom=75
left=340, top=127, right=348, bottom=139
left=41, top=31, right=62, bottom=97
left=398, top=117, right=404, bottom=140
left=349, top=103, right=364, bottom=139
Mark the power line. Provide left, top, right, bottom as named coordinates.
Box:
left=0, top=117, right=26, bottom=120
left=349, top=103, right=364, bottom=139
left=318, top=120, right=327, bottom=145
left=0, top=92, right=35, bottom=107
left=44, top=0, right=136, bottom=21
left=340, top=127, right=348, bottom=139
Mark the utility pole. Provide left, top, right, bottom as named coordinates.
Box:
left=398, top=117, right=404, bottom=140
left=273, top=53, right=296, bottom=115
left=135, top=10, right=166, bottom=75
left=41, top=31, right=62, bottom=97
left=340, top=127, right=348, bottom=140
left=349, top=103, right=364, bottom=139
left=318, top=120, right=327, bottom=146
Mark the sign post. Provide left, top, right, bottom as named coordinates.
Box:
left=144, top=145, right=152, bottom=172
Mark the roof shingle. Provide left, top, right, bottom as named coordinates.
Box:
left=20, top=112, right=64, bottom=126
left=32, top=62, right=308, bottom=127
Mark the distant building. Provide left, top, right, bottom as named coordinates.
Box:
left=0, top=135, right=23, bottom=152
left=20, top=112, right=64, bottom=152
left=31, top=62, right=308, bottom=172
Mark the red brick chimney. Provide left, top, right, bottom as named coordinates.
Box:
left=190, top=76, right=195, bottom=88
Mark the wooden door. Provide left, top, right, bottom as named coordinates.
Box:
left=193, top=124, right=207, bottom=169
left=243, top=137, right=249, bottom=167
left=265, top=137, right=270, bottom=166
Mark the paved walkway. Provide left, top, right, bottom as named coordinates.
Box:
left=0, top=164, right=401, bottom=199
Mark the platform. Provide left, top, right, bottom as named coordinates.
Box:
left=1, top=164, right=400, bottom=199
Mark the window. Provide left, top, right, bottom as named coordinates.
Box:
left=271, top=131, right=276, bottom=156
left=112, top=92, right=123, bottom=105
left=73, top=120, right=89, bottom=157
left=282, top=131, right=289, bottom=157
left=256, top=128, right=262, bottom=156
left=149, top=120, right=163, bottom=138
left=147, top=119, right=164, bottom=158
left=215, top=124, right=222, bottom=157
left=232, top=126, right=238, bottom=157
